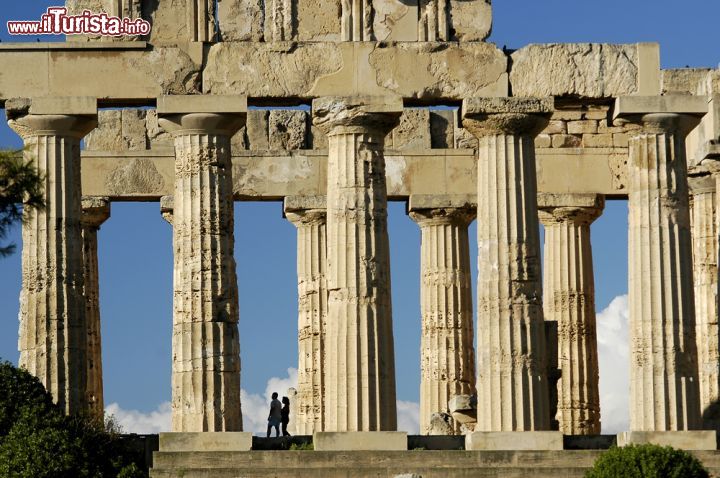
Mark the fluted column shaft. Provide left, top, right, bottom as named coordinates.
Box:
left=80, top=197, right=111, bottom=421
left=313, top=97, right=401, bottom=431
left=286, top=206, right=328, bottom=434
left=159, top=112, right=245, bottom=432
left=8, top=110, right=97, bottom=415
left=627, top=113, right=700, bottom=431
left=463, top=98, right=553, bottom=431
left=410, top=207, right=476, bottom=435
left=690, top=178, right=718, bottom=429
left=538, top=194, right=604, bottom=435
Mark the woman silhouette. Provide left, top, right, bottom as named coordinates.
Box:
left=281, top=396, right=291, bottom=436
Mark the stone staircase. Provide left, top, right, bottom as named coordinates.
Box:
left=150, top=450, right=720, bottom=477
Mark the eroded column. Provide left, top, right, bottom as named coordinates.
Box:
left=7, top=97, right=98, bottom=415
left=538, top=193, right=604, bottom=435
left=409, top=201, right=476, bottom=435
left=462, top=97, right=553, bottom=431
left=689, top=176, right=719, bottom=429
left=341, top=0, right=372, bottom=41
left=284, top=196, right=328, bottom=434
left=81, top=197, right=111, bottom=421
left=158, top=97, right=246, bottom=432
left=419, top=0, right=448, bottom=41
left=624, top=112, right=701, bottom=431
left=312, top=96, right=402, bottom=431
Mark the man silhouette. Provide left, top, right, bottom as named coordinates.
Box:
left=267, top=392, right=282, bottom=437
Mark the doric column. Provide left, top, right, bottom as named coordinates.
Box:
left=616, top=102, right=703, bottom=431
left=80, top=197, right=111, bottom=421
left=462, top=97, right=553, bottom=431
left=341, top=0, right=372, bottom=41
left=158, top=96, right=246, bottom=432
left=409, top=197, right=476, bottom=435
left=6, top=97, right=98, bottom=415
left=689, top=175, right=719, bottom=429
left=312, top=96, right=402, bottom=431
left=284, top=196, right=328, bottom=434
left=538, top=193, right=604, bottom=435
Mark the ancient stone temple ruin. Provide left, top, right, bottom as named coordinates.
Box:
left=3, top=0, right=720, bottom=475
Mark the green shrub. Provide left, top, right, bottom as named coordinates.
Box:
left=0, top=360, right=148, bottom=478
left=585, top=444, right=709, bottom=478
left=289, top=442, right=314, bottom=451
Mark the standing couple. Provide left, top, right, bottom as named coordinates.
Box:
left=266, top=392, right=291, bottom=437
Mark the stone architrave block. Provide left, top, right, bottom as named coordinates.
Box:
left=85, top=110, right=123, bottom=151
left=296, top=0, right=342, bottom=41
left=313, top=432, right=408, bottom=451
left=373, top=0, right=419, bottom=42
left=466, top=432, right=564, bottom=451
left=662, top=68, right=713, bottom=95
left=142, top=0, right=189, bottom=44
left=617, top=431, right=717, bottom=451
left=159, top=433, right=253, bottom=452
left=146, top=110, right=174, bottom=147
left=269, top=110, right=308, bottom=150
left=246, top=110, right=270, bottom=150
left=388, top=108, right=431, bottom=150
left=218, top=0, right=264, bottom=41
left=449, top=0, right=492, bottom=42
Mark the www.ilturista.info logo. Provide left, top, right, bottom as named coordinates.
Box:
left=7, top=7, right=151, bottom=36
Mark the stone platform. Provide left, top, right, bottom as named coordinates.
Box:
left=149, top=449, right=720, bottom=477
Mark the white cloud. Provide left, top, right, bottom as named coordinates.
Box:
left=596, top=294, right=630, bottom=434
left=397, top=400, right=420, bottom=434
left=105, top=401, right=171, bottom=434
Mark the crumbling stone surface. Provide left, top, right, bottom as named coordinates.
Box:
left=127, top=47, right=200, bottom=95
left=297, top=0, right=342, bottom=41
left=373, top=0, right=418, bottom=41
left=388, top=109, right=431, bottom=150
left=106, top=158, right=165, bottom=195
left=430, top=110, right=456, bottom=149
left=449, top=0, right=492, bottom=42
left=510, top=44, right=640, bottom=98
left=121, top=109, right=148, bottom=151
left=662, top=68, right=713, bottom=95
left=218, top=0, right=264, bottom=41
left=247, top=110, right=270, bottom=150
left=269, top=110, right=308, bottom=150
left=86, top=111, right=123, bottom=151
left=428, top=413, right=455, bottom=436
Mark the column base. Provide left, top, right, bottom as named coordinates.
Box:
left=159, top=432, right=253, bottom=452
left=465, top=432, right=563, bottom=451
left=313, top=432, right=407, bottom=451
left=616, top=431, right=717, bottom=450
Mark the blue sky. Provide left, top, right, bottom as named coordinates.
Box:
left=0, top=1, right=718, bottom=434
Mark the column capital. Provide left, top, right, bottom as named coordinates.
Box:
left=688, top=175, right=716, bottom=196
left=6, top=97, right=98, bottom=140
left=284, top=195, right=327, bottom=226
left=311, top=96, right=403, bottom=136
left=157, top=95, right=247, bottom=137
left=81, top=197, right=111, bottom=228
left=612, top=96, right=706, bottom=136
left=409, top=207, right=476, bottom=227
left=537, top=193, right=605, bottom=226
left=461, top=97, right=553, bottom=136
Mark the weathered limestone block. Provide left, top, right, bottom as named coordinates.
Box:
left=449, top=0, right=492, bottom=42
left=218, top=0, right=264, bottom=41
left=85, top=110, right=123, bottom=151
left=126, top=47, right=201, bottom=95
left=105, top=158, right=166, bottom=196
left=7, top=97, right=98, bottom=416
left=387, top=109, right=431, bottom=150
left=147, top=110, right=174, bottom=146
left=448, top=394, right=477, bottom=426
left=297, top=0, right=342, bottom=41
left=688, top=176, right=720, bottom=430
left=246, top=110, right=270, bottom=150
left=538, top=193, right=604, bottom=436
left=158, top=97, right=247, bottom=432
left=313, top=96, right=402, bottom=431
left=285, top=197, right=328, bottom=434
left=374, top=0, right=419, bottom=41
left=662, top=69, right=714, bottom=95
left=621, top=110, right=701, bottom=431
left=511, top=43, right=659, bottom=98
left=428, top=413, right=455, bottom=435
left=410, top=205, right=476, bottom=435
left=81, top=197, right=111, bottom=421
left=264, top=0, right=294, bottom=41
left=122, top=109, right=148, bottom=150
left=269, top=110, right=308, bottom=150
left=143, top=0, right=215, bottom=43
left=204, top=42, right=507, bottom=100
left=430, top=109, right=456, bottom=149
left=462, top=97, right=553, bottom=432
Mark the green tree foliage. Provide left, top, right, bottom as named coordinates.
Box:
left=585, top=444, right=709, bottom=478
left=0, top=150, right=44, bottom=257
left=0, top=361, right=146, bottom=478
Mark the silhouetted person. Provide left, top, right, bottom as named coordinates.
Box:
left=281, top=396, right=291, bottom=436
left=267, top=392, right=282, bottom=437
